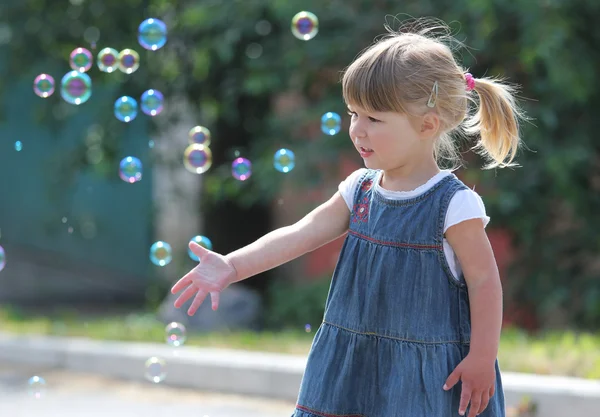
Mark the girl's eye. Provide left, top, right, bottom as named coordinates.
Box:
left=347, top=111, right=379, bottom=123
left=368, top=117, right=380, bottom=123
left=347, top=111, right=357, bottom=117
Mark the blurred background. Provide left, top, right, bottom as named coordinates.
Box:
left=0, top=0, right=599, bottom=415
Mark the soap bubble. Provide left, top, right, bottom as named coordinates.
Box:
left=305, top=324, right=312, bottom=333
left=183, top=144, right=212, bottom=174
left=119, top=156, right=142, bottom=183
left=114, top=96, right=138, bottom=122
left=140, top=89, right=164, bottom=116
left=273, top=148, right=295, bottom=173
left=0, top=245, right=5, bottom=272
left=14, top=141, right=23, bottom=152
left=118, top=49, right=140, bottom=74
left=138, top=18, right=167, bottom=51
left=97, top=47, right=119, bottom=73
left=188, top=126, right=211, bottom=146
left=165, top=322, right=187, bottom=347
left=60, top=71, right=92, bottom=105
left=69, top=47, right=93, bottom=72
left=33, top=74, right=55, bottom=98
left=188, top=235, right=213, bottom=261
left=232, top=157, right=252, bottom=181
left=321, top=112, right=341, bottom=135
left=150, top=241, right=172, bottom=266
left=291, top=11, right=319, bottom=41
left=27, top=376, right=46, bottom=399
left=144, top=357, right=167, bottom=383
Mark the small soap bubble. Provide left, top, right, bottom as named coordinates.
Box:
left=140, top=89, right=164, bottom=116
left=62, top=217, right=68, bottom=223
left=321, top=112, right=341, bottom=135
left=165, top=322, right=187, bottom=347
left=69, top=47, right=93, bottom=72
left=144, top=357, right=167, bottom=383
left=232, top=157, right=252, bottom=181
left=150, top=241, right=172, bottom=266
left=33, top=74, right=55, bottom=98
left=27, top=375, right=46, bottom=399
left=97, top=47, right=119, bottom=73
left=114, top=96, right=138, bottom=122
left=188, top=235, right=213, bottom=261
left=60, top=71, right=92, bottom=105
left=273, top=148, right=295, bottom=173
left=188, top=126, right=211, bottom=146
left=118, top=49, right=140, bottom=74
left=138, top=18, right=167, bottom=51
left=148, top=140, right=155, bottom=148
left=14, top=141, right=22, bottom=152
left=183, top=144, right=212, bottom=174
left=0, top=245, right=5, bottom=272
left=305, top=324, right=311, bottom=333
left=67, top=226, right=74, bottom=234
left=255, top=20, right=272, bottom=36
left=291, top=11, right=319, bottom=41
left=119, top=156, right=142, bottom=183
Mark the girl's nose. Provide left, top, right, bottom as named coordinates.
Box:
left=349, top=122, right=366, bottom=140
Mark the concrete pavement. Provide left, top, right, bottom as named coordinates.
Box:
left=0, top=331, right=599, bottom=416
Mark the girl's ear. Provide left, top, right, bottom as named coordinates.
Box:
left=419, top=112, right=440, bottom=139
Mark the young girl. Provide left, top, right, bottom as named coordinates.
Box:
left=171, top=20, right=525, bottom=417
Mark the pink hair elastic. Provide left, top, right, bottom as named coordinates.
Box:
left=465, top=73, right=475, bottom=91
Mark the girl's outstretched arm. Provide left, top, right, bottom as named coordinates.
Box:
left=443, top=218, right=503, bottom=417
left=226, top=191, right=350, bottom=282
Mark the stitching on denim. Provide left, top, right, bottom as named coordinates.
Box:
left=348, top=230, right=441, bottom=250
left=322, top=320, right=464, bottom=345
left=372, top=174, right=455, bottom=206
left=296, top=404, right=366, bottom=417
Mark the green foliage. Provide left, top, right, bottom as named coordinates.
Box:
left=1, top=0, right=600, bottom=328
left=264, top=276, right=331, bottom=330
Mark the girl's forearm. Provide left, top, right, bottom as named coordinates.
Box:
left=468, top=275, right=503, bottom=362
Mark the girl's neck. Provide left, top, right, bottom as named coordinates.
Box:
left=379, top=159, right=441, bottom=192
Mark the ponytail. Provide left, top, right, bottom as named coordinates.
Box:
left=463, top=76, right=525, bottom=169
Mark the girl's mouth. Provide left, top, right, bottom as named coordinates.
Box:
left=359, top=147, right=374, bottom=157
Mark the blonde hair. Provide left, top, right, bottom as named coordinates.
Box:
left=341, top=18, right=526, bottom=169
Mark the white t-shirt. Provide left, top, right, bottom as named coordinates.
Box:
left=338, top=169, right=489, bottom=279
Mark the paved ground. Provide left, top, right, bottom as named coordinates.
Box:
left=0, top=362, right=296, bottom=417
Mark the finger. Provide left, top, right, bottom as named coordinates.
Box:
left=189, top=241, right=210, bottom=260
left=174, top=286, right=197, bottom=308
left=489, top=384, right=495, bottom=398
left=477, top=391, right=490, bottom=415
left=188, top=289, right=208, bottom=316
left=467, top=392, right=481, bottom=417
left=443, top=368, right=461, bottom=391
left=171, top=276, right=192, bottom=294
left=210, top=291, right=220, bottom=311
left=458, top=386, right=472, bottom=416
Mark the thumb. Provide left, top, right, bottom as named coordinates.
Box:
left=443, top=367, right=462, bottom=391
left=189, top=241, right=210, bottom=259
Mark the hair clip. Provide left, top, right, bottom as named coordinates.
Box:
left=426, top=81, right=438, bottom=108
left=465, top=73, right=475, bottom=91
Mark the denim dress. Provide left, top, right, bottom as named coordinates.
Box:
left=292, top=169, right=505, bottom=417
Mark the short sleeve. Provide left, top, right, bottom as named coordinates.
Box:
left=444, top=189, right=490, bottom=233
left=338, top=168, right=368, bottom=211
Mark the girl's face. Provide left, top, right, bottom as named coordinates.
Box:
left=347, top=104, right=425, bottom=172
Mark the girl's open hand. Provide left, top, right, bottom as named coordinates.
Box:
left=443, top=353, right=496, bottom=416
left=170, top=241, right=238, bottom=316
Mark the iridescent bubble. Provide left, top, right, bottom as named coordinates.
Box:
left=14, top=141, right=22, bottom=152
left=140, top=89, right=164, bottom=116
left=118, top=49, right=140, bottom=74
left=150, top=241, right=172, bottom=266
left=321, top=112, right=341, bottom=135
left=188, top=235, right=213, bottom=261
left=144, top=357, right=167, bottom=383
left=165, top=322, right=187, bottom=347
left=119, top=156, right=142, bottom=183
left=97, top=47, right=119, bottom=73
left=114, top=96, right=138, bottom=122
left=183, top=144, right=212, bottom=174
left=27, top=376, right=46, bottom=399
left=33, top=74, right=55, bottom=98
left=188, top=126, right=211, bottom=146
left=138, top=18, right=167, bottom=51
left=305, top=324, right=312, bottom=333
left=291, top=11, right=319, bottom=41
left=232, top=157, right=252, bottom=181
left=273, top=148, right=295, bottom=173
left=69, top=47, right=93, bottom=72
left=0, top=245, right=5, bottom=272
left=60, top=71, right=92, bottom=105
